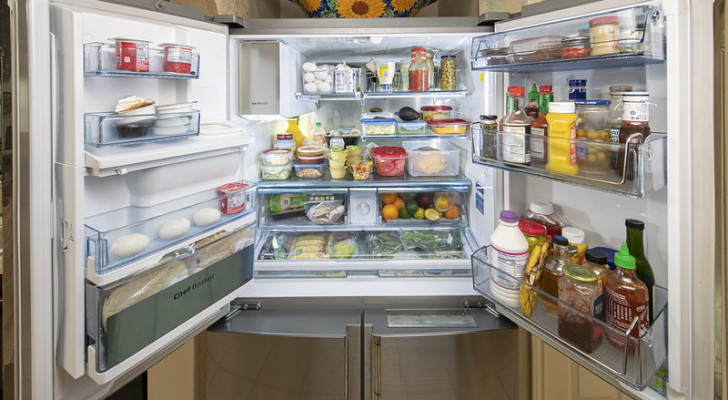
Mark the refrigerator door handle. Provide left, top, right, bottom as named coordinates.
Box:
left=372, top=335, right=382, bottom=398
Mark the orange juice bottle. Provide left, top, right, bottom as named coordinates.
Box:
left=545, top=102, right=578, bottom=175
left=286, top=117, right=305, bottom=151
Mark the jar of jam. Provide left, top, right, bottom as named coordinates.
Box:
left=558, top=263, right=604, bottom=353
left=519, top=220, right=548, bottom=253
left=560, top=36, right=591, bottom=59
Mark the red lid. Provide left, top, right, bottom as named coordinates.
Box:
left=218, top=182, right=249, bottom=192
left=420, top=105, right=453, bottom=111
left=411, top=47, right=427, bottom=52
left=427, top=118, right=469, bottom=126
left=538, top=85, right=553, bottom=92
left=277, top=133, right=293, bottom=140
left=589, top=16, right=619, bottom=26
left=519, top=220, right=547, bottom=236
left=508, top=86, right=525, bottom=97
left=372, top=146, right=407, bottom=159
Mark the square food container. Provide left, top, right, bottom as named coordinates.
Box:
left=509, top=35, right=564, bottom=63
left=361, top=118, right=397, bottom=136
left=396, top=120, right=427, bottom=135
left=293, top=159, right=328, bottom=178
left=371, top=146, right=407, bottom=176
left=403, top=140, right=460, bottom=176
left=427, top=119, right=470, bottom=135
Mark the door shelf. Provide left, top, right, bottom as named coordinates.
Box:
left=472, top=132, right=666, bottom=198
left=471, top=246, right=667, bottom=391
left=85, top=110, right=200, bottom=147
left=471, top=5, right=664, bottom=73
left=85, top=181, right=256, bottom=285
left=84, top=42, right=200, bottom=79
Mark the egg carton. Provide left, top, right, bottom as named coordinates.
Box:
left=302, top=62, right=335, bottom=93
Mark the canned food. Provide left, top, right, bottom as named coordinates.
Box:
left=160, top=43, right=194, bottom=74
left=112, top=38, right=150, bottom=72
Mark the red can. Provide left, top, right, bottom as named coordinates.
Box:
left=113, top=38, right=150, bottom=72
left=160, top=43, right=194, bottom=74
left=218, top=183, right=249, bottom=215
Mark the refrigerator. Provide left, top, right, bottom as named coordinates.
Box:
left=5, top=0, right=715, bottom=398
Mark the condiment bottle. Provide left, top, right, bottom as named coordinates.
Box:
left=616, top=92, right=651, bottom=180
left=626, top=218, right=655, bottom=321
left=562, top=226, right=587, bottom=264
left=480, top=114, right=498, bottom=160
left=583, top=248, right=610, bottom=290
left=286, top=117, right=305, bottom=150
left=501, top=86, right=532, bottom=165
left=530, top=85, right=553, bottom=165
left=409, top=48, right=429, bottom=92
left=604, top=242, right=650, bottom=353
left=558, top=264, right=603, bottom=353
left=519, top=201, right=565, bottom=243
left=490, top=210, right=530, bottom=308
left=608, top=86, right=633, bottom=168
left=518, top=220, right=548, bottom=253
left=545, top=101, right=578, bottom=175
left=541, top=235, right=571, bottom=317
left=425, top=50, right=436, bottom=90
left=525, top=84, right=540, bottom=121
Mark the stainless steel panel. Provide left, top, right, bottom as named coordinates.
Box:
left=238, top=42, right=280, bottom=116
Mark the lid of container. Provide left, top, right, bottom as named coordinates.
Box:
left=481, top=114, right=498, bottom=120
left=530, top=200, right=554, bottom=215
left=441, top=55, right=456, bottom=59
left=508, top=86, right=525, bottom=97
left=293, top=159, right=327, bottom=167
left=528, top=84, right=538, bottom=100
left=499, top=210, right=518, bottom=223
left=158, top=43, right=195, bottom=49
left=593, top=246, right=618, bottom=270
left=574, top=100, right=611, bottom=106
left=426, top=50, right=434, bottom=57
left=568, top=79, right=587, bottom=86
left=297, top=146, right=326, bottom=155
left=622, top=92, right=649, bottom=102
left=590, top=16, right=619, bottom=26
left=519, top=220, right=547, bottom=236
left=539, top=85, right=553, bottom=92
left=421, top=105, right=453, bottom=111
left=372, top=146, right=407, bottom=158
left=553, top=235, right=569, bottom=246
left=609, top=85, right=633, bottom=94
left=276, top=133, right=293, bottom=140
left=563, top=264, right=598, bottom=283
left=262, top=148, right=292, bottom=157
left=549, top=102, right=576, bottom=113
left=562, top=227, right=585, bottom=244
left=625, top=218, right=645, bottom=230
left=411, top=47, right=427, bottom=52
left=109, top=38, right=151, bottom=44
left=427, top=118, right=469, bottom=126
left=360, top=118, right=397, bottom=124
left=562, top=36, right=589, bottom=44
left=585, top=248, right=608, bottom=265
left=615, top=242, right=636, bottom=269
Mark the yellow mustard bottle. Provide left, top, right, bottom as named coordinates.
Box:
left=286, top=117, right=305, bottom=150
left=545, top=102, right=578, bottom=175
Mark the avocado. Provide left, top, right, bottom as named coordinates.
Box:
left=398, top=106, right=420, bottom=121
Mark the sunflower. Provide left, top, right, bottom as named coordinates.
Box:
left=337, top=0, right=386, bottom=17
left=300, top=0, right=323, bottom=12
left=390, top=0, right=417, bottom=14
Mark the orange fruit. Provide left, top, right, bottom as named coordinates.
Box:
left=444, top=205, right=460, bottom=220
left=393, top=197, right=405, bottom=210
left=382, top=204, right=399, bottom=221
left=381, top=193, right=397, bottom=204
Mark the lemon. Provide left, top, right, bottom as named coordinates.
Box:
left=434, top=195, right=450, bottom=212
left=413, top=207, right=425, bottom=220
left=425, top=208, right=442, bottom=222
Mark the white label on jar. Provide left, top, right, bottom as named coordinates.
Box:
left=166, top=47, right=192, bottom=64
left=502, top=125, right=531, bottom=163
left=530, top=127, right=546, bottom=161
left=136, top=45, right=149, bottom=71
left=491, top=245, right=528, bottom=290
left=610, top=127, right=621, bottom=143
left=622, top=101, right=649, bottom=123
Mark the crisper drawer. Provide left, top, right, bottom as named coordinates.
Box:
left=86, top=223, right=255, bottom=373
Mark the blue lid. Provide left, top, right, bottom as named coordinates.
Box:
left=360, top=118, right=397, bottom=124
left=568, top=79, right=587, bottom=86
left=575, top=100, right=611, bottom=105
left=292, top=159, right=328, bottom=167
left=593, top=246, right=618, bottom=270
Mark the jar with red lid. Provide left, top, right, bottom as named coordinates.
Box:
left=112, top=38, right=150, bottom=72
left=518, top=220, right=548, bottom=253
left=560, top=36, right=591, bottom=59
left=160, top=43, right=194, bottom=74
left=589, top=16, right=620, bottom=56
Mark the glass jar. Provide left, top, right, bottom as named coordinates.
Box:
left=520, top=201, right=566, bottom=243
left=558, top=263, right=603, bottom=353
left=583, top=248, right=610, bottom=289
left=480, top=114, right=498, bottom=160
left=560, top=36, right=591, bottom=59
left=575, top=100, right=612, bottom=174
left=568, top=79, right=587, bottom=100
left=409, top=48, right=429, bottom=92
left=399, top=59, right=410, bottom=91
left=617, top=92, right=651, bottom=180
left=440, top=55, right=457, bottom=91
left=608, top=86, right=633, bottom=147
left=274, top=133, right=297, bottom=153
left=425, top=50, right=436, bottom=89
left=519, top=220, right=548, bottom=253
left=541, top=235, right=571, bottom=317
left=589, top=16, right=620, bottom=56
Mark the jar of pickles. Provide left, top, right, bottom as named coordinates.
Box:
left=440, top=55, right=457, bottom=91
left=575, top=100, right=612, bottom=174
left=558, top=264, right=603, bottom=353
left=519, top=220, right=548, bottom=253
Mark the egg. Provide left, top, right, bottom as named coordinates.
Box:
left=193, top=207, right=221, bottom=227
left=304, top=72, right=315, bottom=83
left=304, top=82, right=318, bottom=93
left=317, top=82, right=331, bottom=92
left=314, top=70, right=329, bottom=80
left=302, top=62, right=318, bottom=72
left=110, top=233, right=150, bottom=258
left=158, top=217, right=191, bottom=240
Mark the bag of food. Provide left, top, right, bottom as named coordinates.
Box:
left=305, top=194, right=346, bottom=223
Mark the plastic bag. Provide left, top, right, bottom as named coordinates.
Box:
left=305, top=194, right=346, bottom=223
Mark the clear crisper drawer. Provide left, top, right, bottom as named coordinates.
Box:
left=472, top=131, right=666, bottom=198
left=471, top=246, right=667, bottom=390
left=85, top=181, right=256, bottom=284
left=377, top=187, right=467, bottom=226
left=84, top=42, right=200, bottom=79
left=84, top=110, right=200, bottom=147
left=258, top=190, right=348, bottom=227
left=86, top=224, right=255, bottom=373
left=471, top=5, right=665, bottom=72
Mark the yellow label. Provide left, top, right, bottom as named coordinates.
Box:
left=480, top=73, right=484, bottom=81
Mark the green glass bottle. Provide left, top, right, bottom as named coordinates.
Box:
left=626, top=219, right=655, bottom=321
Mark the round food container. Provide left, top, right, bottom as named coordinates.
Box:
left=156, top=101, right=197, bottom=114
left=298, top=154, right=326, bottom=164
left=420, top=105, right=453, bottom=122
left=160, top=43, right=195, bottom=74
left=329, top=147, right=348, bottom=162
left=589, top=16, right=620, bottom=56
left=371, top=146, right=407, bottom=177
left=330, top=166, right=347, bottom=179
left=260, top=148, right=294, bottom=166
left=112, top=38, right=150, bottom=72
left=352, top=161, right=372, bottom=180
left=560, top=36, right=591, bottom=59
left=297, top=146, right=326, bottom=158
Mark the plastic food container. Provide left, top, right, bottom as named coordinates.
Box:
left=326, top=128, right=360, bottom=147
left=152, top=115, right=193, bottom=136
left=160, top=43, right=194, bottom=74
left=590, top=16, right=620, bottom=56
left=218, top=182, right=249, bottom=214
left=420, top=105, right=452, bottom=122
left=302, top=65, right=334, bottom=93
left=480, top=47, right=510, bottom=65
left=156, top=101, right=196, bottom=114
left=297, top=146, right=326, bottom=164
left=352, top=161, right=372, bottom=180
left=260, top=149, right=293, bottom=166
left=329, top=166, right=347, bottom=179
left=293, top=159, right=327, bottom=178
left=372, top=146, right=407, bottom=177
left=509, top=36, right=563, bottom=63
left=261, top=164, right=292, bottom=181
left=403, top=141, right=460, bottom=176
left=560, top=36, right=592, bottom=59
left=361, top=112, right=395, bottom=120
left=361, top=118, right=396, bottom=135
left=396, top=120, right=427, bottom=135
left=112, top=38, right=150, bottom=72
left=428, top=119, right=469, bottom=135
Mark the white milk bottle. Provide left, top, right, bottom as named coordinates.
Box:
left=490, top=210, right=529, bottom=307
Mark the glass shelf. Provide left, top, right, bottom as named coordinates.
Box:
left=471, top=5, right=665, bottom=73
left=256, top=172, right=471, bottom=189
left=84, top=42, right=200, bottom=79
left=296, top=90, right=468, bottom=101
left=472, top=131, right=666, bottom=198
left=84, top=110, right=200, bottom=147
left=471, top=246, right=667, bottom=391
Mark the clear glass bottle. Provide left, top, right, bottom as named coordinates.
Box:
left=525, top=84, right=540, bottom=121
left=530, top=85, right=553, bottom=165
left=480, top=114, right=498, bottom=160
left=583, top=248, right=610, bottom=290
left=626, top=218, right=655, bottom=321
left=541, top=235, right=571, bottom=317
left=500, top=86, right=532, bottom=165
left=399, top=58, right=410, bottom=91
left=562, top=226, right=587, bottom=265
left=425, top=50, right=436, bottom=90
left=408, top=48, right=429, bottom=92
left=558, top=263, right=603, bottom=353
left=440, top=55, right=457, bottom=91
left=616, top=92, right=651, bottom=180
left=575, top=100, right=612, bottom=174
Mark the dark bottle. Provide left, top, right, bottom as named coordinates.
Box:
left=541, top=235, right=571, bottom=317
left=626, top=218, right=655, bottom=321
left=616, top=92, right=650, bottom=181
left=525, top=83, right=540, bottom=121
